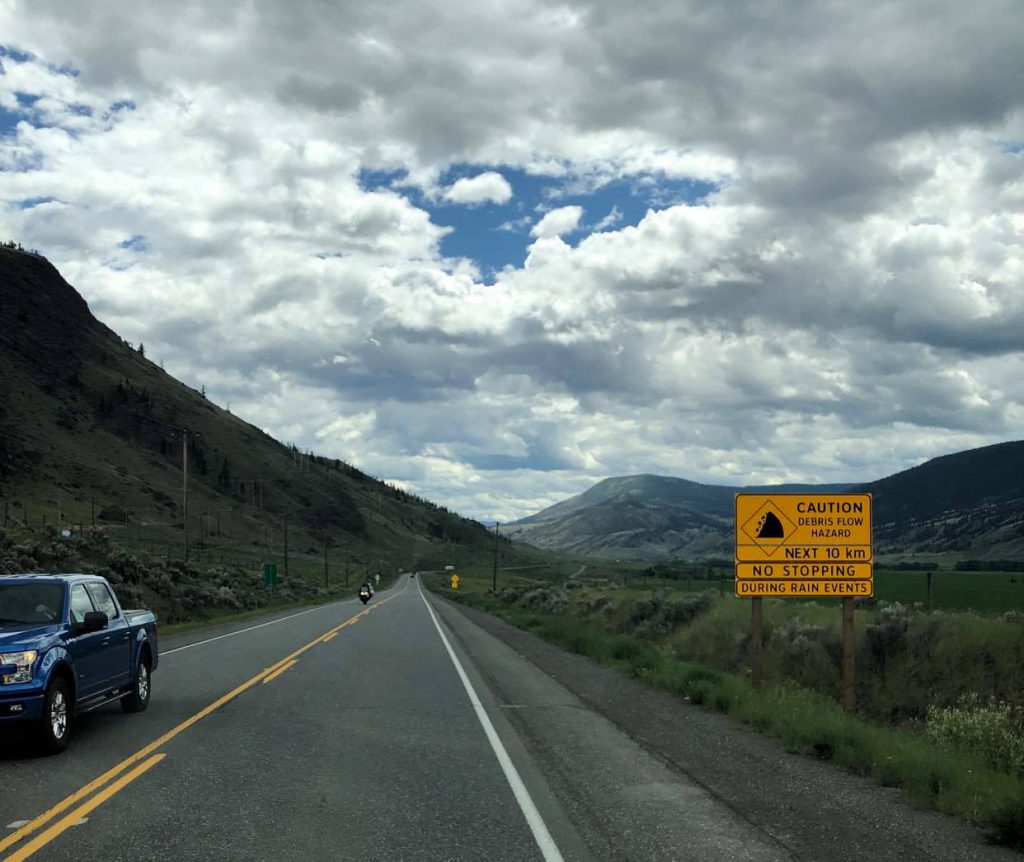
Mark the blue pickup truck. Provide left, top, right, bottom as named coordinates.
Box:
left=0, top=574, right=158, bottom=753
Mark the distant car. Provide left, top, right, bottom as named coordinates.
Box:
left=0, top=574, right=158, bottom=753
left=410, top=573, right=416, bottom=579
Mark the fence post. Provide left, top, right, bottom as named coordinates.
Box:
left=841, top=597, right=855, bottom=714
left=750, top=597, right=764, bottom=688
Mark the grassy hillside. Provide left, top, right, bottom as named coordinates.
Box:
left=0, top=246, right=547, bottom=602
left=856, top=441, right=1024, bottom=559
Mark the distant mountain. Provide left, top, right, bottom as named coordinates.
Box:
left=858, top=440, right=1024, bottom=559
left=515, top=474, right=851, bottom=526
left=507, top=443, right=1024, bottom=561
left=0, top=247, right=508, bottom=573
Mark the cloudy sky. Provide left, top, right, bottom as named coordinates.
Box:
left=1, top=1, right=1022, bottom=522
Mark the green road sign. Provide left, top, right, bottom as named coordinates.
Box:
left=263, top=562, right=278, bottom=587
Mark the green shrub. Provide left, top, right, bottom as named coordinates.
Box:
left=615, top=591, right=713, bottom=638
left=926, top=693, right=1024, bottom=774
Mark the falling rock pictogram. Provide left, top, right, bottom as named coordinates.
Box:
left=755, top=511, right=785, bottom=539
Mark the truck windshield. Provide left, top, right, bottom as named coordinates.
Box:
left=0, top=583, right=64, bottom=627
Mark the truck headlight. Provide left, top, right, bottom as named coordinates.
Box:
left=0, top=651, right=38, bottom=685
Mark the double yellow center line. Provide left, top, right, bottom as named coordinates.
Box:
left=1, top=589, right=402, bottom=861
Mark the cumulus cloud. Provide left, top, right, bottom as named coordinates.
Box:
left=531, top=205, right=583, bottom=238
left=1, top=0, right=1023, bottom=521
left=443, top=171, right=513, bottom=205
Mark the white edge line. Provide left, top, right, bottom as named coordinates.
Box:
left=162, top=602, right=349, bottom=656
left=417, top=580, right=564, bottom=862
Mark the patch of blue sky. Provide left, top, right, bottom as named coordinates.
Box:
left=101, top=257, right=135, bottom=272
left=0, top=94, right=98, bottom=142
left=0, top=45, right=34, bottom=64
left=358, top=167, right=406, bottom=192
left=0, top=104, right=22, bottom=138
left=358, top=164, right=718, bottom=281
left=0, top=44, right=78, bottom=77
left=119, top=234, right=148, bottom=252
left=15, top=196, right=59, bottom=209
left=0, top=93, right=35, bottom=139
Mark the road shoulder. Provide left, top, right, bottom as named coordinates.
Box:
left=435, top=594, right=1019, bottom=862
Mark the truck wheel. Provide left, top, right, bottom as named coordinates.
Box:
left=38, top=677, right=72, bottom=755
left=121, top=654, right=151, bottom=714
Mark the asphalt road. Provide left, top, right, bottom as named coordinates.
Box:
left=0, top=576, right=1017, bottom=861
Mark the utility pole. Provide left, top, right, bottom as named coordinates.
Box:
left=182, top=430, right=189, bottom=562
left=324, top=541, right=329, bottom=588
left=373, top=489, right=381, bottom=581
left=284, top=519, right=289, bottom=580
left=492, top=522, right=500, bottom=592
left=345, top=552, right=350, bottom=588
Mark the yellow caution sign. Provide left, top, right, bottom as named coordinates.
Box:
left=735, top=562, right=872, bottom=580
left=736, top=579, right=874, bottom=597
left=735, top=494, right=872, bottom=562
left=735, top=493, right=873, bottom=599
left=450, top=574, right=460, bottom=590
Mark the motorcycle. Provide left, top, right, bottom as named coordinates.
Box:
left=358, top=586, right=371, bottom=604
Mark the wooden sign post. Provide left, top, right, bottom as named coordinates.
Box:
left=735, top=493, right=873, bottom=712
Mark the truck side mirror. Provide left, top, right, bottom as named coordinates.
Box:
left=77, top=611, right=108, bottom=634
